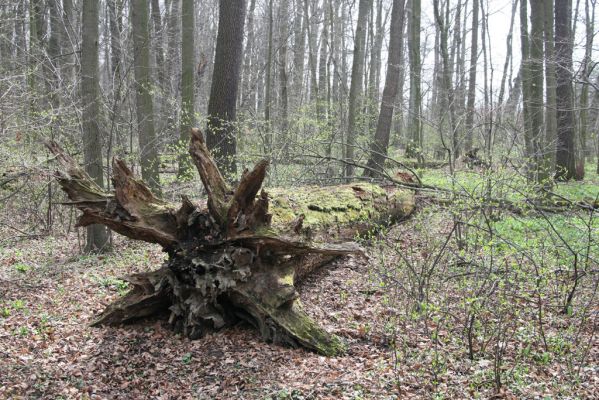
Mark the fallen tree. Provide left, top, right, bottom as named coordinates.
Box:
left=46, top=129, right=415, bottom=355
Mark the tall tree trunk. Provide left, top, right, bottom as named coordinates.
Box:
left=278, top=0, right=290, bottom=155
left=544, top=0, right=558, bottom=175
left=131, top=0, right=161, bottom=191
left=529, top=0, right=546, bottom=182
left=81, top=0, right=109, bottom=252
left=241, top=0, right=257, bottom=111
left=367, top=0, right=385, bottom=129
left=178, top=0, right=195, bottom=177
left=108, top=0, right=122, bottom=81
left=345, top=0, right=372, bottom=179
left=304, top=0, right=320, bottom=102
left=150, top=0, right=165, bottom=86
left=150, top=0, right=166, bottom=134
left=520, top=0, right=534, bottom=172
left=464, top=0, right=479, bottom=152
left=578, top=0, right=595, bottom=177
left=364, top=0, right=406, bottom=176
left=264, top=0, right=274, bottom=154
left=205, top=0, right=247, bottom=177
left=433, top=0, right=458, bottom=162
left=167, top=0, right=181, bottom=106
left=554, top=0, right=576, bottom=180
left=406, top=0, right=422, bottom=160
left=318, top=0, right=330, bottom=155
left=292, top=0, right=306, bottom=110
left=47, top=0, right=62, bottom=109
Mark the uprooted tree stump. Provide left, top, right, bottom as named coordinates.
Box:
left=46, top=129, right=415, bottom=356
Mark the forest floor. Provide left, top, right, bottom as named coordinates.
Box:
left=1, top=203, right=597, bottom=399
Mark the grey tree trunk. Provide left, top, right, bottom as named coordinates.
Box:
left=178, top=0, right=195, bottom=178
left=345, top=0, right=372, bottom=179
left=406, top=0, right=422, bottom=160
left=554, top=0, right=576, bottom=180
left=367, top=0, right=385, bottom=129
left=205, top=0, right=247, bottom=177
left=278, top=0, right=290, bottom=154
left=264, top=0, right=274, bottom=154
left=577, top=0, right=595, bottom=177
left=543, top=0, right=558, bottom=173
left=520, top=0, right=534, bottom=169
left=81, top=0, right=109, bottom=252
left=131, top=0, right=161, bottom=191
left=528, top=0, right=546, bottom=182
left=364, top=0, right=406, bottom=176
left=241, top=0, right=257, bottom=111
left=464, top=0, right=479, bottom=152
left=433, top=0, right=458, bottom=162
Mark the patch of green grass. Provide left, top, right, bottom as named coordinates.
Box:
left=11, top=299, right=26, bottom=311
left=13, top=262, right=30, bottom=273
left=92, top=275, right=130, bottom=295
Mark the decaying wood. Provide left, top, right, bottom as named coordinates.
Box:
left=46, top=129, right=415, bottom=356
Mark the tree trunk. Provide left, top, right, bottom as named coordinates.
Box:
left=81, top=0, right=109, bottom=253
left=278, top=0, right=290, bottom=155
left=131, top=0, right=161, bottom=191
left=544, top=0, right=558, bottom=173
left=529, top=0, right=546, bottom=183
left=577, top=0, right=594, bottom=178
left=554, top=0, right=576, bottom=180
left=241, top=0, right=257, bottom=111
left=264, top=0, right=274, bottom=154
left=292, top=0, right=306, bottom=111
left=433, top=0, right=458, bottom=163
left=45, top=130, right=415, bottom=356
left=464, top=0, right=479, bottom=152
left=205, top=0, right=246, bottom=177
left=178, top=0, right=195, bottom=178
left=345, top=0, right=372, bottom=179
left=520, top=0, right=534, bottom=176
left=406, top=0, right=422, bottom=160
left=364, top=0, right=406, bottom=176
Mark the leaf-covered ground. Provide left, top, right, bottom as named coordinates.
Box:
left=1, top=223, right=597, bottom=399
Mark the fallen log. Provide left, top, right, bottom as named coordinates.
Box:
left=46, top=129, right=414, bottom=355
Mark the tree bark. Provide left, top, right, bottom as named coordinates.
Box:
left=178, top=0, right=195, bottom=178
left=45, top=130, right=415, bottom=356
left=577, top=0, right=595, bottom=178
left=554, top=0, right=576, bottom=180
left=364, top=0, right=406, bottom=177
left=529, top=0, right=546, bottom=182
left=131, top=0, right=161, bottom=191
left=520, top=0, right=534, bottom=176
left=406, top=0, right=422, bottom=160
left=464, top=0, right=479, bottom=153
left=345, top=0, right=372, bottom=179
left=544, top=0, right=558, bottom=172
left=81, top=0, right=109, bottom=252
left=278, top=0, right=290, bottom=155
left=205, top=0, right=247, bottom=177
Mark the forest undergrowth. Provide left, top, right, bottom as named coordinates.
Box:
left=1, top=161, right=597, bottom=399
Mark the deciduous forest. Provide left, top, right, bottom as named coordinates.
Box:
left=0, top=0, right=598, bottom=398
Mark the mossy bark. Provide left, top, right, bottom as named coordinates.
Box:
left=46, top=129, right=415, bottom=355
